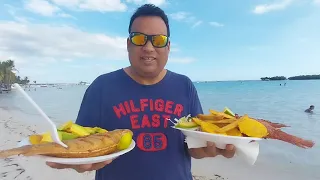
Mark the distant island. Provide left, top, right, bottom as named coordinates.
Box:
left=288, top=75, right=320, bottom=80
left=261, top=74, right=320, bottom=81
left=261, top=76, right=287, bottom=81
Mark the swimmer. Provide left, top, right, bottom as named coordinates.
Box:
left=305, top=105, right=314, bottom=113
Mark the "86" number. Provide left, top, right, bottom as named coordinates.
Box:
left=137, top=133, right=167, bottom=152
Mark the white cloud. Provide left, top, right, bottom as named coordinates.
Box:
left=0, top=20, right=128, bottom=82
left=25, top=0, right=60, bottom=16
left=209, top=21, right=224, bottom=27
left=192, top=20, right=202, bottom=28
left=126, top=0, right=167, bottom=6
left=51, top=0, right=127, bottom=12
left=146, top=0, right=166, bottom=6
left=253, top=0, right=293, bottom=14
left=0, top=21, right=128, bottom=68
left=314, top=0, right=320, bottom=5
left=58, top=13, right=76, bottom=19
left=24, top=0, right=75, bottom=18
left=50, top=0, right=82, bottom=8
left=169, top=11, right=203, bottom=28
left=0, top=20, right=195, bottom=82
left=170, top=12, right=193, bottom=21
left=23, top=0, right=168, bottom=16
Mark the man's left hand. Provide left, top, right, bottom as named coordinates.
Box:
left=188, top=142, right=236, bottom=159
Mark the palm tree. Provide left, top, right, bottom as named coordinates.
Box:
left=23, top=76, right=30, bottom=84
left=0, top=60, right=16, bottom=88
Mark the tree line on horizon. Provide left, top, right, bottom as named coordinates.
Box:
left=261, top=74, right=320, bottom=81
left=2, top=59, right=319, bottom=84
left=0, top=59, right=30, bottom=85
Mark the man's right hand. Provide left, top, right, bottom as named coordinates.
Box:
left=46, top=160, right=112, bottom=173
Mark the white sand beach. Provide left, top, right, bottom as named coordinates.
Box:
left=0, top=107, right=95, bottom=180
left=0, top=107, right=319, bottom=180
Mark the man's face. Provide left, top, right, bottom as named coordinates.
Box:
left=127, top=16, right=170, bottom=77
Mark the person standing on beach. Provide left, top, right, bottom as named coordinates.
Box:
left=46, top=4, right=236, bottom=180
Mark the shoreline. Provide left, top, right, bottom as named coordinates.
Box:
left=0, top=107, right=319, bottom=180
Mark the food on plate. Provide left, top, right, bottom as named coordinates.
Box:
left=193, top=118, right=226, bottom=135
left=237, top=115, right=268, bottom=138
left=0, top=121, right=133, bottom=159
left=57, top=120, right=73, bottom=131
left=225, top=127, right=242, bottom=137
left=175, top=115, right=198, bottom=129
left=117, top=132, right=133, bottom=150
left=59, top=131, right=78, bottom=140
left=27, top=121, right=109, bottom=144
left=64, top=122, right=90, bottom=136
left=223, top=107, right=235, bottom=117
left=0, top=128, right=133, bottom=159
left=257, top=120, right=313, bottom=149
left=174, top=107, right=315, bottom=149
left=29, top=134, right=43, bottom=145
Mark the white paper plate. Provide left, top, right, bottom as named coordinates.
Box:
left=173, top=126, right=263, bottom=165
left=17, top=138, right=136, bottom=165
left=173, top=126, right=262, bottom=149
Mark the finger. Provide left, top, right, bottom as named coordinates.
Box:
left=226, top=144, right=234, bottom=151
left=46, top=162, right=58, bottom=168
left=91, top=160, right=112, bottom=170
left=46, top=162, right=71, bottom=169
left=203, top=142, right=218, bottom=157
left=207, top=141, right=215, bottom=147
left=92, top=160, right=112, bottom=169
left=46, top=160, right=112, bottom=173
left=75, top=160, right=112, bottom=173
left=46, top=162, right=91, bottom=172
left=220, top=144, right=236, bottom=158
left=103, top=160, right=113, bottom=165
left=78, top=164, right=93, bottom=170
left=188, top=148, right=207, bottom=159
left=72, top=164, right=92, bottom=173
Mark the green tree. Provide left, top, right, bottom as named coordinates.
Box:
left=0, top=59, right=30, bottom=85
left=0, top=59, right=16, bottom=84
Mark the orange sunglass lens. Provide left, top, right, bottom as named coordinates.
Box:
left=152, top=35, right=167, bottom=47
left=131, top=34, right=146, bottom=45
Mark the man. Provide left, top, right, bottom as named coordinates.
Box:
left=47, top=4, right=235, bottom=180
left=305, top=105, right=315, bottom=113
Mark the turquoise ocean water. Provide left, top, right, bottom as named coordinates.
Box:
left=0, top=79, right=319, bottom=176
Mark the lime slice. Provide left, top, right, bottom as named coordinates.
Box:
left=117, top=132, right=133, bottom=150
left=58, top=130, right=78, bottom=140
left=223, top=107, right=235, bottom=117
left=176, top=121, right=198, bottom=128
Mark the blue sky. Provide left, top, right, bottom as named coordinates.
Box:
left=0, top=0, right=320, bottom=83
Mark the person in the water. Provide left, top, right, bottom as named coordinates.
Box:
left=305, top=105, right=315, bottom=113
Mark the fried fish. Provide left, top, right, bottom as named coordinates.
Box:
left=0, top=129, right=133, bottom=158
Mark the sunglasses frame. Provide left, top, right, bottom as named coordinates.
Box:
left=129, top=32, right=169, bottom=48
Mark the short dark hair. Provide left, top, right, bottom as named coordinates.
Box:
left=128, top=4, right=170, bottom=37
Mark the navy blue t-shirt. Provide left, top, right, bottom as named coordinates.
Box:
left=76, top=69, right=203, bottom=180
